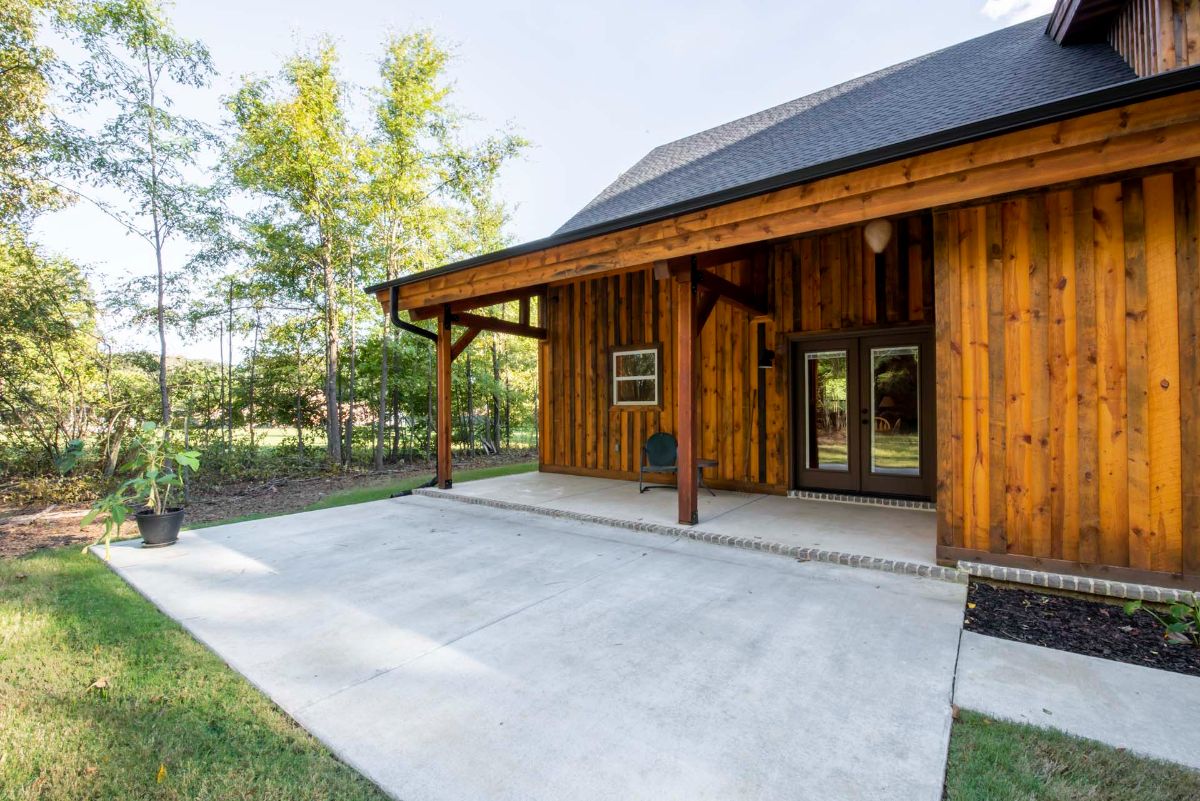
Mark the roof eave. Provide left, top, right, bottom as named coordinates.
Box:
left=364, top=65, right=1200, bottom=298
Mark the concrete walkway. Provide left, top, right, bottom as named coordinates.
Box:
left=954, top=631, right=1200, bottom=770
left=440, top=471, right=937, bottom=566
left=99, top=494, right=965, bottom=801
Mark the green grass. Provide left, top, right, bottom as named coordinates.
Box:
left=0, top=549, right=390, bottom=801
left=945, top=710, right=1200, bottom=801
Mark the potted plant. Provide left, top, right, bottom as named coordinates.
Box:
left=83, top=421, right=200, bottom=558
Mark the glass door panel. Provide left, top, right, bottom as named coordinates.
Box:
left=794, top=339, right=859, bottom=492
left=869, top=345, right=920, bottom=477
left=805, top=351, right=850, bottom=471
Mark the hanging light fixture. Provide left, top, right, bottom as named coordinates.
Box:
left=863, top=219, right=894, bottom=254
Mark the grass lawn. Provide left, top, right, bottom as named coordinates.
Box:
left=0, top=461, right=535, bottom=799
left=0, top=548, right=390, bottom=800
left=945, top=710, right=1200, bottom=800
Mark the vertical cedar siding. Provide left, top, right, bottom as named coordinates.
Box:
left=1108, top=0, right=1200, bottom=76
left=539, top=165, right=1200, bottom=582
left=541, top=213, right=933, bottom=494
left=933, top=165, right=1199, bottom=581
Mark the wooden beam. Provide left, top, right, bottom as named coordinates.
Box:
left=451, top=311, right=547, bottom=339
left=676, top=273, right=698, bottom=525
left=695, top=287, right=719, bottom=335
left=519, top=297, right=530, bottom=326
left=451, top=327, right=481, bottom=361
left=378, top=91, right=1200, bottom=311
left=694, top=270, right=768, bottom=317
left=409, top=285, right=546, bottom=321
left=436, top=306, right=453, bottom=489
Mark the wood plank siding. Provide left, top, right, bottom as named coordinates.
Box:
left=935, top=165, right=1200, bottom=585
left=1109, top=0, right=1200, bottom=76
left=540, top=215, right=932, bottom=493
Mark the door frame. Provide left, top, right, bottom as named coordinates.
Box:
left=788, top=324, right=935, bottom=500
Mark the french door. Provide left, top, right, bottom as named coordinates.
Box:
left=792, top=330, right=934, bottom=499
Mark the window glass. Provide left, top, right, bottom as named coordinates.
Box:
left=613, top=348, right=658, bottom=406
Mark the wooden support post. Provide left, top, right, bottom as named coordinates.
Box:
left=436, top=305, right=453, bottom=488
left=675, top=268, right=698, bottom=525
left=519, top=297, right=530, bottom=327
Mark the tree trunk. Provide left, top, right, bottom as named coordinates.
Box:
left=144, top=45, right=170, bottom=428
left=375, top=320, right=388, bottom=471
left=344, top=257, right=357, bottom=467
left=295, top=332, right=305, bottom=457
left=322, top=248, right=342, bottom=465
left=465, top=352, right=473, bottom=457
left=218, top=321, right=226, bottom=441
left=226, top=279, right=234, bottom=446
left=247, top=309, right=260, bottom=447
left=490, top=335, right=501, bottom=449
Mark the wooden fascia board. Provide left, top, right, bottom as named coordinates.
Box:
left=405, top=285, right=546, bottom=321
left=382, top=90, right=1200, bottom=311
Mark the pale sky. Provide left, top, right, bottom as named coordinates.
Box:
left=32, top=0, right=1055, bottom=360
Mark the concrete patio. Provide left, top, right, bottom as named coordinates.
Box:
left=429, top=471, right=938, bottom=567
left=98, top=493, right=965, bottom=801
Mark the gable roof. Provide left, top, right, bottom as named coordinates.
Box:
left=555, top=16, right=1134, bottom=236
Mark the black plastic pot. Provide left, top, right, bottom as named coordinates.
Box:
left=135, top=507, right=185, bottom=548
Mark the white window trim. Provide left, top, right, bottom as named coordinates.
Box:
left=612, top=347, right=659, bottom=406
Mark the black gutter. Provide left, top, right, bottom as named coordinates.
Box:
left=364, top=64, right=1200, bottom=297
left=389, top=286, right=437, bottom=341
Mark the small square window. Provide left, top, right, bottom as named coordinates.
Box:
left=612, top=347, right=659, bottom=407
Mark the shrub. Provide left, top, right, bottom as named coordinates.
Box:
left=1125, top=598, right=1200, bottom=648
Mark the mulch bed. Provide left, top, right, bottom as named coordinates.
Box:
left=0, top=452, right=534, bottom=559
left=964, top=581, right=1200, bottom=678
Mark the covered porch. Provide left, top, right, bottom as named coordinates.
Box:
left=368, top=85, right=1200, bottom=591
left=418, top=470, right=938, bottom=569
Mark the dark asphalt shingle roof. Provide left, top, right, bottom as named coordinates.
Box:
left=555, top=16, right=1136, bottom=235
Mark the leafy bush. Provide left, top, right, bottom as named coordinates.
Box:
left=1125, top=598, right=1200, bottom=648
left=0, top=474, right=106, bottom=506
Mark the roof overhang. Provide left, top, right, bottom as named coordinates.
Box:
left=367, top=66, right=1200, bottom=315
left=1047, top=0, right=1127, bottom=45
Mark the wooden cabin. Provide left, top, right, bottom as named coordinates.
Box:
left=369, top=1, right=1200, bottom=591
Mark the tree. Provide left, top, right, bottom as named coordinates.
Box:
left=0, top=0, right=64, bottom=222
left=363, top=31, right=526, bottom=469
left=227, top=42, right=360, bottom=465
left=56, top=0, right=217, bottom=427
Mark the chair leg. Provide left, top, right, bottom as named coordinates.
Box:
left=698, top=468, right=716, bottom=497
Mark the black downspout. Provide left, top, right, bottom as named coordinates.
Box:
left=387, top=286, right=440, bottom=495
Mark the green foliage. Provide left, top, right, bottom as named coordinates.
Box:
left=4, top=5, right=539, bottom=495
left=0, top=0, right=64, bottom=220
left=82, top=421, right=200, bottom=558
left=1125, top=598, right=1200, bottom=648
left=56, top=0, right=220, bottom=425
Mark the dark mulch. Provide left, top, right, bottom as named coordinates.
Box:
left=964, top=581, right=1200, bottom=678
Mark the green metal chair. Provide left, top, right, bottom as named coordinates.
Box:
left=639, top=432, right=715, bottom=495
